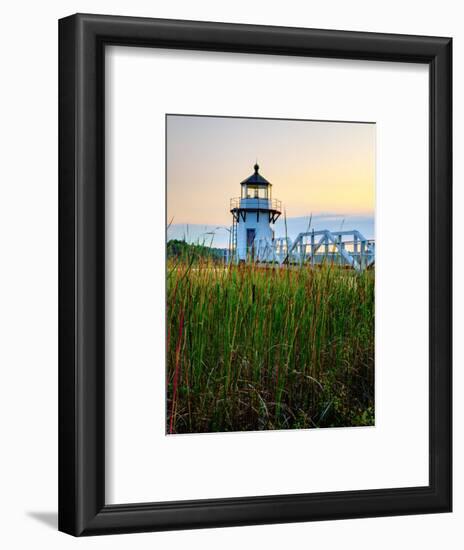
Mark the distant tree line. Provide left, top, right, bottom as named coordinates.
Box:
left=167, top=239, right=226, bottom=262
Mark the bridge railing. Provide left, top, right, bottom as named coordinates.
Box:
left=229, top=230, right=375, bottom=271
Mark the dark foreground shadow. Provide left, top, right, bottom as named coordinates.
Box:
left=27, top=511, right=57, bottom=530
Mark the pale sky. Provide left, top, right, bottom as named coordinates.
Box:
left=167, top=115, right=375, bottom=246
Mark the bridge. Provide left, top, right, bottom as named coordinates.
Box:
left=228, top=229, right=375, bottom=271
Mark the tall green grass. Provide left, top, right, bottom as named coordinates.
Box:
left=167, top=252, right=374, bottom=434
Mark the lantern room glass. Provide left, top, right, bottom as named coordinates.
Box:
left=241, top=184, right=271, bottom=199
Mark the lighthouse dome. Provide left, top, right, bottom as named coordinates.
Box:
left=240, top=163, right=271, bottom=186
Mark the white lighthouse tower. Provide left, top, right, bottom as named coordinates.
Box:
left=230, top=163, right=282, bottom=261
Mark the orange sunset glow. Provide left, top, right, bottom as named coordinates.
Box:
left=167, top=114, right=375, bottom=246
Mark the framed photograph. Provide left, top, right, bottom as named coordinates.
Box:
left=165, top=114, right=376, bottom=435
left=59, top=14, right=452, bottom=536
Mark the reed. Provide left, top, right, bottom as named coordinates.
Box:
left=166, top=249, right=375, bottom=434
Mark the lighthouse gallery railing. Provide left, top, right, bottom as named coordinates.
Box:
left=230, top=197, right=282, bottom=211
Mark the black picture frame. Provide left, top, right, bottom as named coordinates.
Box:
left=59, top=13, right=452, bottom=536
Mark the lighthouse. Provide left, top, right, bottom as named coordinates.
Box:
left=230, top=163, right=282, bottom=261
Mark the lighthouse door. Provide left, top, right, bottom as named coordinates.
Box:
left=246, top=228, right=256, bottom=256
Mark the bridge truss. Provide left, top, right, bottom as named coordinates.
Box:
left=228, top=229, right=375, bottom=272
